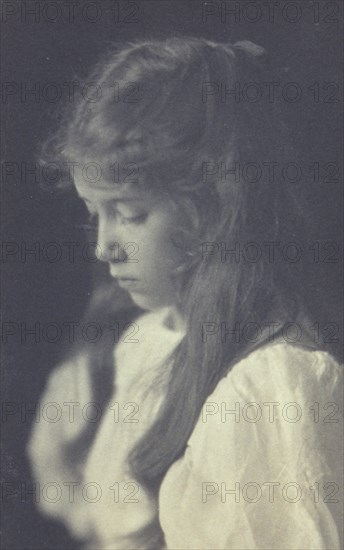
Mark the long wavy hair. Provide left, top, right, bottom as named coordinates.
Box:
left=40, top=36, right=316, bottom=547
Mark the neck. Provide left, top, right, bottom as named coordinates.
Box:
left=162, top=304, right=186, bottom=333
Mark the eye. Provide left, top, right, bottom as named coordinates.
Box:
left=120, top=212, right=148, bottom=225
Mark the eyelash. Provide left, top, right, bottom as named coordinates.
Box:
left=87, top=212, right=148, bottom=226
left=120, top=213, right=147, bottom=225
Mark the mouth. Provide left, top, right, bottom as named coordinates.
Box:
left=113, top=277, right=141, bottom=291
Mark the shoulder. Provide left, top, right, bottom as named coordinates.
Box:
left=214, top=341, right=342, bottom=405
left=188, top=342, right=343, bottom=476
left=161, top=342, right=343, bottom=549
left=201, top=342, right=343, bottom=429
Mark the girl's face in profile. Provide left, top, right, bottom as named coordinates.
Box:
left=74, top=175, right=185, bottom=312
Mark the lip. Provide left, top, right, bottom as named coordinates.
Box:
left=114, top=277, right=142, bottom=291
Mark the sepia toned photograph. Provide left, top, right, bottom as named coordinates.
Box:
left=1, top=1, right=343, bottom=549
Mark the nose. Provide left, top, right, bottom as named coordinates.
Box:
left=97, top=216, right=127, bottom=263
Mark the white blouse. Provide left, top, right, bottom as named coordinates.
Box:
left=27, top=307, right=343, bottom=549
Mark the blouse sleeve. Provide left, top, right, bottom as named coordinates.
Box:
left=159, top=343, right=343, bottom=550
left=26, top=354, right=96, bottom=541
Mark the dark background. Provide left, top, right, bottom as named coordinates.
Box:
left=1, top=1, right=343, bottom=548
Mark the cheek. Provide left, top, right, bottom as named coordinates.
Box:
left=143, top=233, right=176, bottom=268
left=139, top=219, right=182, bottom=270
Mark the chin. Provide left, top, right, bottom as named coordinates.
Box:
left=129, top=291, right=171, bottom=312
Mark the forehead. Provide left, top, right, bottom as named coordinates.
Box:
left=73, top=174, right=149, bottom=203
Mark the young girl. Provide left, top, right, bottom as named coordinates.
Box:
left=28, top=37, right=343, bottom=549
